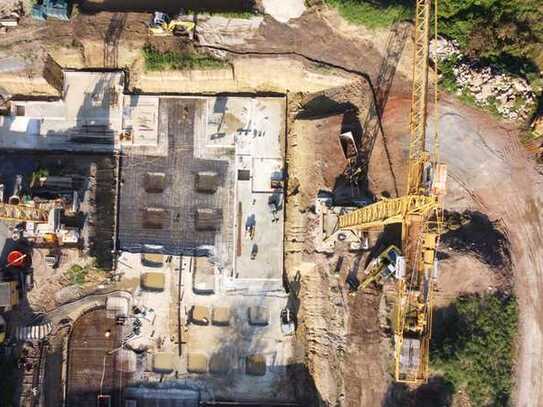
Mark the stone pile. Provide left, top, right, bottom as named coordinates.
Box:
left=430, top=38, right=538, bottom=121
left=429, top=37, right=462, bottom=62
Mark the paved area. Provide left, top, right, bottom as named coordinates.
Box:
left=0, top=71, right=124, bottom=152
left=182, top=255, right=295, bottom=400
left=114, top=95, right=290, bottom=403
left=114, top=251, right=295, bottom=402
left=200, top=97, right=286, bottom=282
left=118, top=96, right=285, bottom=283
left=116, top=252, right=179, bottom=357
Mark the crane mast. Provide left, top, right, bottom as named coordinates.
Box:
left=408, top=0, right=432, bottom=195
left=337, top=0, right=444, bottom=383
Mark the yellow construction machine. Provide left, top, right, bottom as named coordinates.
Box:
left=337, top=0, right=446, bottom=383
left=149, top=11, right=195, bottom=38
left=0, top=202, right=49, bottom=223
left=348, top=245, right=403, bottom=292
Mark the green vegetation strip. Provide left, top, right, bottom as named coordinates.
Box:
left=324, top=0, right=413, bottom=29
left=323, top=0, right=542, bottom=85
left=143, top=46, right=227, bottom=71
left=431, top=293, right=517, bottom=406
left=205, top=11, right=254, bottom=19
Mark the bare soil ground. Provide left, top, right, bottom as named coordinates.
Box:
left=380, top=94, right=543, bottom=407
left=433, top=253, right=501, bottom=307
left=286, top=89, right=392, bottom=406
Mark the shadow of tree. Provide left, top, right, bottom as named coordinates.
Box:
left=383, top=376, right=454, bottom=407
left=441, top=210, right=511, bottom=270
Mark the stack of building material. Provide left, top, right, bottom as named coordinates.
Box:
left=141, top=272, right=165, bottom=291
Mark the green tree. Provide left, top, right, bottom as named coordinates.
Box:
left=438, top=0, right=542, bottom=74
left=431, top=293, right=518, bottom=406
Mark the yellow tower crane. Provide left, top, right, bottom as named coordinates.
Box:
left=0, top=202, right=49, bottom=223
left=338, top=0, right=446, bottom=383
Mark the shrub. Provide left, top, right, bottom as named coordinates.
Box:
left=324, top=0, right=542, bottom=80
left=208, top=11, right=254, bottom=19
left=65, top=264, right=88, bottom=286
left=431, top=293, right=518, bottom=406
left=438, top=55, right=461, bottom=93
left=438, top=0, right=543, bottom=81
left=439, top=0, right=542, bottom=60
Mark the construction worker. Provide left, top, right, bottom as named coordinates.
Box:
left=268, top=194, right=280, bottom=222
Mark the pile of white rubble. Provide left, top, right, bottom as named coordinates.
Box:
left=430, top=37, right=538, bottom=121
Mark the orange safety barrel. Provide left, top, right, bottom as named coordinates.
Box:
left=7, top=250, right=26, bottom=268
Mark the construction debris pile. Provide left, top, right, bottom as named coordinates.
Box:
left=430, top=37, right=538, bottom=121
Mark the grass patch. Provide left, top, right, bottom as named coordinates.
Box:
left=484, top=95, right=502, bottom=118
left=185, top=9, right=255, bottom=19
left=64, top=261, right=108, bottom=286
left=431, top=293, right=517, bottom=406
left=143, top=45, right=227, bottom=71
left=207, top=10, right=254, bottom=19
left=324, top=0, right=413, bottom=29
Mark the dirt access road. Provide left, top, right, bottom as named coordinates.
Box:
left=382, top=94, right=543, bottom=407
left=439, top=100, right=543, bottom=407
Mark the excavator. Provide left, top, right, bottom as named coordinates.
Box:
left=334, top=0, right=446, bottom=383
left=347, top=245, right=403, bottom=292
left=148, top=11, right=195, bottom=38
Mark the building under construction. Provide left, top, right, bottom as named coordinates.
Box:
left=0, top=68, right=291, bottom=406
left=117, top=97, right=231, bottom=256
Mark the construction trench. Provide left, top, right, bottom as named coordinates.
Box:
left=0, top=6, right=541, bottom=407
